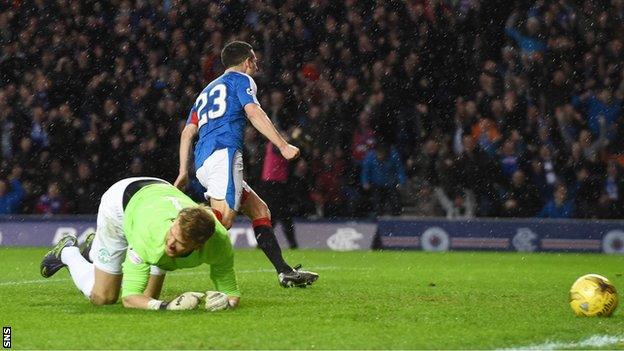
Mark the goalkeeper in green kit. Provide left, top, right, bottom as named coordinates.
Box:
left=40, top=177, right=239, bottom=311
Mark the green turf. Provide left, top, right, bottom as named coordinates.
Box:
left=1, top=248, right=623, bottom=349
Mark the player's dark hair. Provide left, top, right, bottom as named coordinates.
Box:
left=177, top=205, right=215, bottom=245
left=221, top=41, right=253, bottom=68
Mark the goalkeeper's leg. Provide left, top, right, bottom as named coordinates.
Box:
left=40, top=234, right=121, bottom=305
left=57, top=238, right=121, bottom=305
left=63, top=242, right=164, bottom=305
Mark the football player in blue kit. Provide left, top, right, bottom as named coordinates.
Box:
left=175, top=41, right=318, bottom=288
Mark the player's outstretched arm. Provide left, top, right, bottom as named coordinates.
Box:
left=205, top=291, right=240, bottom=311
left=244, top=103, right=300, bottom=160
left=121, top=255, right=202, bottom=310
left=143, top=273, right=166, bottom=299
left=175, top=123, right=198, bottom=190
left=123, top=292, right=205, bottom=310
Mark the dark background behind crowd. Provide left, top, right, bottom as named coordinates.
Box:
left=1, top=0, right=623, bottom=220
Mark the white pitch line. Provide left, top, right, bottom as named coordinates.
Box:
left=501, top=334, right=624, bottom=350
left=0, top=279, right=69, bottom=286
left=0, top=266, right=366, bottom=287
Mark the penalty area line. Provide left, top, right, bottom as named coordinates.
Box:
left=501, top=334, right=624, bottom=350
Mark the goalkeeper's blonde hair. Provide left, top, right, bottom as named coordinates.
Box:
left=177, top=205, right=215, bottom=245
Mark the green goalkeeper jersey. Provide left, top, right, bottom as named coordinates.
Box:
left=120, top=183, right=240, bottom=298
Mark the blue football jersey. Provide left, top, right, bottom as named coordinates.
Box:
left=187, top=71, right=260, bottom=170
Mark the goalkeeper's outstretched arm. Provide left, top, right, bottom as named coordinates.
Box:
left=123, top=292, right=205, bottom=310
left=123, top=294, right=162, bottom=309
left=122, top=259, right=203, bottom=310
left=143, top=273, right=166, bottom=299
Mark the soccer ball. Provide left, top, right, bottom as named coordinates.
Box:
left=569, top=274, right=618, bottom=317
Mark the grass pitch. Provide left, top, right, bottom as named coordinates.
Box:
left=1, top=248, right=623, bottom=349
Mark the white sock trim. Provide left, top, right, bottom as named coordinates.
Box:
left=60, top=246, right=81, bottom=265
left=61, top=246, right=95, bottom=298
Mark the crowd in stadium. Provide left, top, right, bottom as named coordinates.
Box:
left=0, top=0, right=623, bottom=220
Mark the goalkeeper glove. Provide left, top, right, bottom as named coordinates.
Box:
left=166, top=292, right=205, bottom=310
left=205, top=291, right=229, bottom=311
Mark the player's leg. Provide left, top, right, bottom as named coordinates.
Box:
left=196, top=148, right=240, bottom=229
left=73, top=178, right=156, bottom=304
left=84, top=178, right=151, bottom=305
left=90, top=268, right=122, bottom=305
left=41, top=189, right=124, bottom=304
left=42, top=177, right=168, bottom=305
left=209, top=198, right=237, bottom=229
left=68, top=231, right=120, bottom=304
left=197, top=148, right=317, bottom=286
left=240, top=184, right=319, bottom=287
left=79, top=232, right=95, bottom=262
left=239, top=184, right=292, bottom=274
left=73, top=258, right=164, bottom=306
left=40, top=232, right=116, bottom=305
left=82, top=178, right=139, bottom=305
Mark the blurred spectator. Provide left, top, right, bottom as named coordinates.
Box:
left=260, top=142, right=298, bottom=249
left=289, top=159, right=314, bottom=218
left=34, top=182, right=68, bottom=215
left=71, top=161, right=100, bottom=214
left=499, top=139, right=521, bottom=180
left=570, top=165, right=602, bottom=219
left=243, top=127, right=263, bottom=188
left=404, top=139, right=446, bottom=217
left=578, top=125, right=608, bottom=164
left=598, top=161, right=624, bottom=219
left=406, top=138, right=440, bottom=185
left=434, top=143, right=476, bottom=219
left=472, top=117, right=502, bottom=157
left=505, top=11, right=547, bottom=55
left=435, top=188, right=476, bottom=219
left=361, top=143, right=406, bottom=217
left=574, top=89, right=622, bottom=142
left=311, top=149, right=345, bottom=218
left=128, top=157, right=145, bottom=178
left=406, top=181, right=444, bottom=217
left=454, top=135, right=503, bottom=216
left=501, top=170, right=540, bottom=217
left=0, top=167, right=25, bottom=215
left=537, top=183, right=574, bottom=219
left=351, top=110, right=375, bottom=165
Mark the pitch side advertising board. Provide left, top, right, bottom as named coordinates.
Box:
left=0, top=216, right=377, bottom=251
left=1, top=216, right=623, bottom=254
left=378, top=217, right=624, bottom=254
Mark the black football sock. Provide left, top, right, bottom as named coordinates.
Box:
left=253, top=218, right=292, bottom=274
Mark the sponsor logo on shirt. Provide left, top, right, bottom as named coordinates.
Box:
left=128, top=248, right=143, bottom=264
